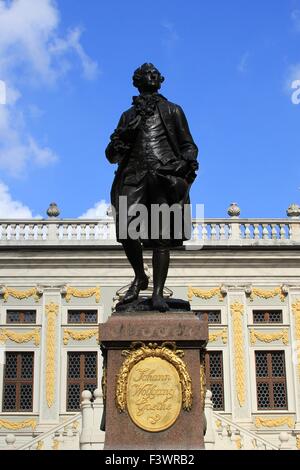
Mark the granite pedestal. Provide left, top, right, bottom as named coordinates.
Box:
left=99, top=308, right=208, bottom=450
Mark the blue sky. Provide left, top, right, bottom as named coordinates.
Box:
left=0, top=0, right=300, bottom=219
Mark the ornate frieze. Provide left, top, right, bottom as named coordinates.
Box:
left=255, top=416, right=295, bottom=429
left=230, top=301, right=246, bottom=407
left=45, top=303, right=59, bottom=408
left=250, top=329, right=289, bottom=346
left=0, top=419, right=37, bottom=430
left=63, top=328, right=98, bottom=345
left=0, top=328, right=40, bottom=346
left=209, top=328, right=228, bottom=344
left=62, top=286, right=101, bottom=303
left=188, top=286, right=227, bottom=302
left=0, top=286, right=42, bottom=303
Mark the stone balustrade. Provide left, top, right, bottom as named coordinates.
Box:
left=0, top=217, right=299, bottom=247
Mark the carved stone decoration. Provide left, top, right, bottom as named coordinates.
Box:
left=287, top=203, right=300, bottom=218
left=250, top=329, right=289, bottom=346
left=0, top=286, right=42, bottom=303
left=45, top=303, right=59, bottom=408
left=0, top=328, right=40, bottom=346
left=230, top=301, right=246, bottom=407
left=209, top=329, right=228, bottom=344
left=255, top=416, right=295, bottom=429
left=63, top=328, right=98, bottom=345
left=200, top=351, right=206, bottom=411
left=188, top=286, right=226, bottom=302
left=116, top=342, right=192, bottom=420
left=47, top=202, right=60, bottom=218
left=62, top=286, right=101, bottom=304
left=292, top=300, right=300, bottom=377
left=227, top=202, right=241, bottom=218
left=0, top=419, right=37, bottom=431
left=247, top=286, right=287, bottom=302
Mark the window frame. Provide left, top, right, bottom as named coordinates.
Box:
left=204, top=350, right=225, bottom=411
left=66, top=351, right=98, bottom=412
left=2, top=351, right=35, bottom=413
left=255, top=350, right=288, bottom=411
left=67, top=309, right=98, bottom=325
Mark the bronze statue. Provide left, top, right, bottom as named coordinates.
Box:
left=106, top=63, right=198, bottom=312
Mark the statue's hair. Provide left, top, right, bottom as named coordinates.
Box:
left=132, top=63, right=165, bottom=89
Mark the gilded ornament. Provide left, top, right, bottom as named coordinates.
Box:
left=249, top=287, right=287, bottom=302
left=0, top=328, right=40, bottom=346
left=200, top=359, right=206, bottom=411
left=255, top=416, right=295, bottom=429
left=187, top=286, right=225, bottom=302
left=209, top=328, right=228, bottom=344
left=126, top=356, right=182, bottom=432
left=65, top=286, right=101, bottom=303
left=101, top=366, right=107, bottom=402
left=116, top=342, right=192, bottom=418
left=230, top=301, right=246, bottom=407
left=250, top=329, right=289, bottom=346
left=52, top=439, right=60, bottom=450
left=0, top=419, right=37, bottom=431
left=63, top=328, right=98, bottom=345
left=36, top=441, right=44, bottom=450
left=2, top=287, right=41, bottom=303
left=292, top=300, right=300, bottom=377
left=45, top=303, right=59, bottom=408
left=296, top=434, right=300, bottom=450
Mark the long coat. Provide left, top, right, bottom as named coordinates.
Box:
left=106, top=98, right=199, bottom=246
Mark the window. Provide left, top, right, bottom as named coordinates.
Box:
left=204, top=351, right=224, bottom=410
left=6, top=310, right=36, bottom=324
left=255, top=351, right=288, bottom=410
left=253, top=310, right=283, bottom=324
left=2, top=352, right=34, bottom=412
left=67, top=352, right=98, bottom=411
left=67, top=310, right=98, bottom=324
left=197, top=310, right=221, bottom=324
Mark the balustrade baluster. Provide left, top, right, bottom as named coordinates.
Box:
left=245, top=224, right=251, bottom=239
left=262, top=224, right=269, bottom=239
left=253, top=224, right=260, bottom=239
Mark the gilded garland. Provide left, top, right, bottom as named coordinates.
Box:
left=1, top=287, right=41, bottom=303
left=65, top=287, right=101, bottom=303
left=188, top=286, right=225, bottom=302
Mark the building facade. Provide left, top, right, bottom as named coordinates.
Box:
left=0, top=208, right=300, bottom=450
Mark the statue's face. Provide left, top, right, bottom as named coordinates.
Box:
left=138, top=66, right=161, bottom=93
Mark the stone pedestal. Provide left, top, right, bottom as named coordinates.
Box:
left=99, top=311, right=208, bottom=450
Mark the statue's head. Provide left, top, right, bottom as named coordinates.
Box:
left=133, top=63, right=165, bottom=93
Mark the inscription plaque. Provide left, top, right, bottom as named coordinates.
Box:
left=126, top=357, right=182, bottom=432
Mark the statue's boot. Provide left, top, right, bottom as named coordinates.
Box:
left=151, top=247, right=170, bottom=312
left=122, top=275, right=149, bottom=304
left=152, top=293, right=169, bottom=312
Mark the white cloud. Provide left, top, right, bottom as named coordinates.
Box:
left=0, top=181, right=36, bottom=218
left=161, top=21, right=179, bottom=52
left=80, top=200, right=111, bottom=219
left=291, top=9, right=300, bottom=32
left=0, top=0, right=99, bottom=176
left=237, top=52, right=249, bottom=74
